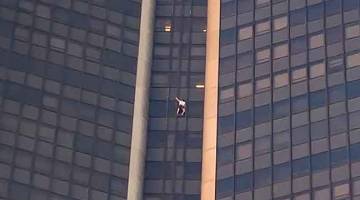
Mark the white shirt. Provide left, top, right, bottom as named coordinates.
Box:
left=179, top=100, right=186, bottom=106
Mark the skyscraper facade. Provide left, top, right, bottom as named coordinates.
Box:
left=0, top=0, right=141, bottom=199
left=143, top=0, right=206, bottom=199
left=1, top=0, right=360, bottom=200
left=214, top=0, right=360, bottom=199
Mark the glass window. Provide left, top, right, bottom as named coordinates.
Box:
left=235, top=173, right=252, bottom=192
left=329, top=85, right=346, bottom=103
left=217, top=177, right=234, bottom=195
left=326, top=0, right=341, bottom=16
left=254, top=168, right=271, bottom=188
left=292, top=157, right=310, bottom=177
left=221, top=28, right=236, bottom=45
left=221, top=1, right=236, bottom=18
left=312, top=152, right=329, bottom=171
left=236, top=110, right=252, bottom=129
left=255, top=105, right=270, bottom=124
left=218, top=146, right=234, bottom=165
left=273, top=99, right=289, bottom=119
left=292, top=125, right=309, bottom=145
left=348, top=80, right=360, bottom=99
left=309, top=33, right=324, bottom=49
left=314, top=188, right=330, bottom=200
left=292, top=67, right=307, bottom=83
left=344, top=0, right=359, bottom=11
left=273, top=162, right=290, bottom=182
left=219, top=114, right=235, bottom=134
left=354, top=179, right=360, bottom=195
left=238, top=25, right=253, bottom=40
left=273, top=131, right=290, bottom=150
left=273, top=43, right=288, bottom=59
left=310, top=90, right=326, bottom=109
left=334, top=183, right=350, bottom=199
left=326, top=26, right=342, bottom=44
left=256, top=20, right=270, bottom=35
left=236, top=143, right=252, bottom=160
left=238, top=82, right=253, bottom=98
left=328, top=57, right=343, bottom=72
left=256, top=0, right=270, bottom=7
left=291, top=36, right=307, bottom=54
left=310, top=62, right=325, bottom=78
left=308, top=4, right=324, bottom=21
left=256, top=77, right=270, bottom=92
left=346, top=24, right=360, bottom=39
left=255, top=135, right=271, bottom=155
left=273, top=16, right=288, bottom=31
left=311, top=120, right=328, bottom=140
left=50, top=37, right=65, bottom=51
left=220, top=87, right=234, bottom=101
left=350, top=143, right=360, bottom=162
left=292, top=95, right=308, bottom=113
left=290, top=9, right=306, bottom=26
left=256, top=48, right=270, bottom=63
left=274, top=72, right=289, bottom=88
left=347, top=52, right=360, bottom=68
left=331, top=147, right=348, bottom=167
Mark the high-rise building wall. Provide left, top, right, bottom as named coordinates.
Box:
left=2, top=0, right=359, bottom=200
left=215, top=0, right=360, bottom=199
left=0, top=0, right=141, bottom=199
left=144, top=0, right=207, bottom=199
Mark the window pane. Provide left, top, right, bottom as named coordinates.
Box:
left=347, top=52, right=360, bottom=68
left=273, top=162, right=290, bottom=182
left=256, top=21, right=270, bottom=35
left=354, top=179, right=360, bottom=195
left=274, top=72, right=289, bottom=88
left=334, top=183, right=349, bottom=199
left=254, top=168, right=271, bottom=188
left=239, top=26, right=253, bottom=40
left=292, top=68, right=307, bottom=82
left=273, top=100, right=289, bottom=119
left=273, top=16, right=288, bottom=31
left=293, top=157, right=310, bottom=177
left=220, top=87, right=234, bottom=100
left=273, top=131, right=290, bottom=150
left=290, top=9, right=306, bottom=26
left=235, top=173, right=252, bottom=192
left=312, top=152, right=329, bottom=171
left=310, top=33, right=324, bottom=49
left=256, top=48, right=270, bottom=63
left=236, top=143, right=252, bottom=160
left=331, top=147, right=348, bottom=167
left=314, top=188, right=330, bottom=200
left=256, top=77, right=270, bottom=92
left=308, top=4, right=324, bottom=21
left=345, top=24, right=360, bottom=39
left=256, top=0, right=270, bottom=6
left=238, top=82, right=253, bottom=98
left=310, top=62, right=325, bottom=78
left=273, top=43, right=288, bottom=59
left=217, top=177, right=234, bottom=195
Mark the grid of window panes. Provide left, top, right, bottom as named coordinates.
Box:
left=0, top=0, right=140, bottom=200
left=143, top=0, right=206, bottom=199
left=217, top=0, right=360, bottom=199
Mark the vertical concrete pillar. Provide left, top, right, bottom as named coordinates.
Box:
left=127, top=1, right=156, bottom=199
left=201, top=0, right=220, bottom=199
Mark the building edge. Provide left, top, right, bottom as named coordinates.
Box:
left=127, top=1, right=156, bottom=199
left=201, top=0, right=220, bottom=199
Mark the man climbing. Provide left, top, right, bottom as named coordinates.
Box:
left=175, top=97, right=186, bottom=117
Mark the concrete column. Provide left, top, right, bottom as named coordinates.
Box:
left=127, top=1, right=156, bottom=199
left=201, top=0, right=220, bottom=200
